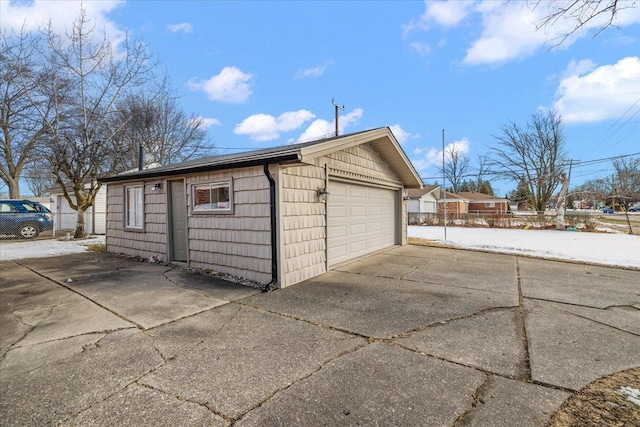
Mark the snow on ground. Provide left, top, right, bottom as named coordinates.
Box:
left=1, top=229, right=638, bottom=270
left=409, top=226, right=640, bottom=269
left=0, top=235, right=105, bottom=261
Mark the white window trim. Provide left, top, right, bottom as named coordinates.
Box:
left=485, top=202, right=495, bottom=208
left=192, top=180, right=234, bottom=214
left=124, top=184, right=145, bottom=230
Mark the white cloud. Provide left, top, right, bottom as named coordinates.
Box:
left=405, top=1, right=640, bottom=66
left=409, top=42, right=432, bottom=57
left=297, top=108, right=364, bottom=142
left=403, top=0, right=474, bottom=37
left=389, top=125, right=414, bottom=144
left=561, top=59, right=597, bottom=78
left=191, top=117, right=220, bottom=129
left=0, top=0, right=126, bottom=48
left=234, top=110, right=315, bottom=141
left=425, top=0, right=475, bottom=28
left=411, top=137, right=470, bottom=171
left=553, top=56, right=640, bottom=123
left=187, top=67, right=254, bottom=103
left=167, top=22, right=193, bottom=34
left=294, top=64, right=328, bottom=79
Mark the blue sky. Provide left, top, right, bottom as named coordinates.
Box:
left=2, top=0, right=639, bottom=195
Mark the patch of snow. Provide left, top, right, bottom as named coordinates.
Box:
left=619, top=386, right=640, bottom=407
left=0, top=236, right=105, bottom=261
left=409, top=226, right=640, bottom=269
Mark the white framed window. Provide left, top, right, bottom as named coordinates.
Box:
left=485, top=202, right=495, bottom=208
left=124, top=184, right=144, bottom=229
left=192, top=181, right=233, bottom=213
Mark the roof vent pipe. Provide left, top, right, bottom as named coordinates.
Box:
left=138, top=144, right=144, bottom=171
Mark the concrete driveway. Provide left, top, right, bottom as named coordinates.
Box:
left=1, top=246, right=639, bottom=426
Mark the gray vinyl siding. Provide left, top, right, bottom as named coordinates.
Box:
left=186, top=166, right=271, bottom=284
left=323, top=143, right=400, bottom=185
left=105, top=166, right=272, bottom=284
left=280, top=164, right=327, bottom=286
left=280, top=142, right=403, bottom=287
left=105, top=183, right=167, bottom=260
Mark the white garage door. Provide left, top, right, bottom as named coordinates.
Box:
left=327, top=181, right=398, bottom=267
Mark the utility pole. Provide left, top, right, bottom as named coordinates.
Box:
left=442, top=129, right=447, bottom=240
left=332, top=98, right=344, bottom=137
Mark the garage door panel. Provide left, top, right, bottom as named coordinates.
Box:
left=327, top=181, right=398, bottom=267
left=351, top=223, right=367, bottom=235
left=350, top=206, right=367, bottom=217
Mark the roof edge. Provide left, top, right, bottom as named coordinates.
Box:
left=100, top=153, right=301, bottom=183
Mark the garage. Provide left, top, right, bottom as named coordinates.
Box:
left=327, top=180, right=398, bottom=267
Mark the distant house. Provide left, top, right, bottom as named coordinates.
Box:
left=49, top=185, right=107, bottom=235
left=100, top=127, right=423, bottom=289
left=407, top=185, right=441, bottom=214
left=437, top=192, right=469, bottom=215
left=457, top=192, right=509, bottom=214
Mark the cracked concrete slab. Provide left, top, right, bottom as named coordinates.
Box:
left=335, top=252, right=432, bottom=279
left=0, top=331, right=164, bottom=426
left=401, top=252, right=519, bottom=296
left=455, top=375, right=572, bottom=427
left=0, top=332, right=106, bottom=379
left=3, top=247, right=640, bottom=425
left=537, top=301, right=640, bottom=336
left=163, top=268, right=261, bottom=301
left=19, top=253, right=246, bottom=329
left=65, top=383, right=227, bottom=427
left=243, top=269, right=518, bottom=338
left=395, top=308, right=528, bottom=379
left=0, top=263, right=135, bottom=353
left=236, top=342, right=486, bottom=426
left=519, top=258, right=640, bottom=308
left=145, top=303, right=246, bottom=361
left=141, top=304, right=365, bottom=420
left=525, top=300, right=640, bottom=390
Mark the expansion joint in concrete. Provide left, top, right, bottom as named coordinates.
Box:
left=453, top=373, right=491, bottom=427
left=234, top=340, right=370, bottom=424
left=515, top=257, right=532, bottom=382
left=15, top=260, right=145, bottom=329
left=234, top=301, right=372, bottom=340
left=389, top=306, right=518, bottom=340
left=138, top=382, right=235, bottom=424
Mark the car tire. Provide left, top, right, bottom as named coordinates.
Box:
left=18, top=223, right=40, bottom=239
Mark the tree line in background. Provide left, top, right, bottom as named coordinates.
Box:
left=0, top=9, right=214, bottom=237
left=439, top=108, right=639, bottom=231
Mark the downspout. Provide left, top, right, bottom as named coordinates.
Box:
left=263, top=163, right=278, bottom=292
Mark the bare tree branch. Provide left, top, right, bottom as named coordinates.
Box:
left=531, top=0, right=634, bottom=46
left=491, top=110, right=567, bottom=213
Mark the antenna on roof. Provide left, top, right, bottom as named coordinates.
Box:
left=332, top=98, right=344, bottom=137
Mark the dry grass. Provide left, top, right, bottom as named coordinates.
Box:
left=85, top=243, right=105, bottom=252
left=549, top=368, right=640, bottom=427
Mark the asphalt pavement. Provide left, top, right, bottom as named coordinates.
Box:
left=1, top=246, right=639, bottom=426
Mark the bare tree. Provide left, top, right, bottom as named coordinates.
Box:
left=111, top=81, right=214, bottom=169
left=491, top=110, right=567, bottom=213
left=612, top=156, right=640, bottom=208
left=32, top=9, right=155, bottom=238
left=23, top=163, right=56, bottom=197
left=612, top=156, right=640, bottom=234
left=555, top=172, right=570, bottom=230
left=532, top=0, right=635, bottom=45
left=439, top=144, right=470, bottom=193
left=0, top=29, right=53, bottom=198
left=475, top=155, right=490, bottom=190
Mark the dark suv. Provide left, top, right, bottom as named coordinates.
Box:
left=0, top=200, right=54, bottom=239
